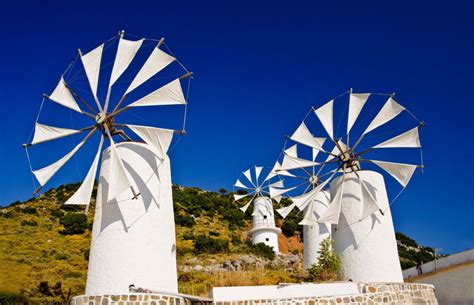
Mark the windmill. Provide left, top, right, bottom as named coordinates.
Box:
left=233, top=166, right=285, bottom=252
left=271, top=142, right=334, bottom=270
left=276, top=90, right=424, bottom=282
left=23, top=31, right=192, bottom=295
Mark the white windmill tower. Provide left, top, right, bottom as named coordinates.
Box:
left=234, top=166, right=285, bottom=253
left=23, top=31, right=192, bottom=295
left=288, top=90, right=424, bottom=282
left=272, top=141, right=335, bottom=270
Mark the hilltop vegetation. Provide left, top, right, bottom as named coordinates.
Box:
left=0, top=183, right=436, bottom=302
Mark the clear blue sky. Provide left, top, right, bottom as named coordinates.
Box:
left=0, top=0, right=472, bottom=253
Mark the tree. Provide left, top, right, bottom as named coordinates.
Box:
left=218, top=188, right=228, bottom=194
left=307, top=238, right=341, bottom=282
left=59, top=213, right=88, bottom=235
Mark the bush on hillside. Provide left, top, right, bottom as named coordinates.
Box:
left=193, top=235, right=229, bottom=254
left=248, top=242, right=275, bottom=260
left=0, top=292, right=29, bottom=304
left=59, top=213, right=88, bottom=235
left=281, top=219, right=298, bottom=237
left=175, top=213, right=195, bottom=227
left=21, top=206, right=37, bottom=215
left=21, top=220, right=38, bottom=227
left=396, top=232, right=418, bottom=248
left=307, top=238, right=341, bottom=282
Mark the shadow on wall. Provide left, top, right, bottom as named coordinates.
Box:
left=98, top=143, right=164, bottom=234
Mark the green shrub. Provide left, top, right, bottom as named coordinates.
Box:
left=175, top=214, right=196, bottom=227
left=51, top=209, right=65, bottom=219
left=193, top=235, right=229, bottom=254
left=307, top=238, right=341, bottom=282
left=248, top=242, right=275, bottom=260
left=281, top=219, right=298, bottom=237
left=54, top=253, right=70, bottom=260
left=65, top=271, right=83, bottom=278
left=1, top=211, right=14, bottom=218
left=21, top=220, right=38, bottom=227
left=21, top=206, right=37, bottom=215
left=59, top=213, right=88, bottom=235
left=0, top=291, right=29, bottom=304
left=396, top=232, right=418, bottom=248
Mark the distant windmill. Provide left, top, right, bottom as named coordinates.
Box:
left=276, top=90, right=424, bottom=282
left=23, top=31, right=192, bottom=295
left=234, top=166, right=285, bottom=252
left=272, top=142, right=333, bottom=270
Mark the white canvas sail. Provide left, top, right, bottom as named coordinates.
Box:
left=31, top=123, right=81, bottom=145
left=373, top=127, right=420, bottom=148
left=314, top=99, right=334, bottom=139
left=363, top=97, right=405, bottom=135
left=110, top=38, right=144, bottom=86
left=48, top=77, right=82, bottom=113
left=80, top=43, right=104, bottom=99
left=128, top=78, right=186, bottom=107
left=65, top=136, right=104, bottom=208
left=371, top=160, right=417, bottom=187
left=126, top=46, right=176, bottom=94
left=127, top=124, right=174, bottom=160
left=347, top=93, right=370, bottom=134
left=290, top=122, right=325, bottom=151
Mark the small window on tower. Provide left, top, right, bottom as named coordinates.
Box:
left=265, top=238, right=269, bottom=242
left=263, top=215, right=267, bottom=219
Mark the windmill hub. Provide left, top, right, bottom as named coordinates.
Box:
left=255, top=187, right=262, bottom=193
left=309, top=175, right=320, bottom=185
left=338, top=149, right=360, bottom=172
left=95, top=112, right=107, bottom=125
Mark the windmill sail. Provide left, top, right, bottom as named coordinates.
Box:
left=65, top=136, right=104, bottom=210
left=126, top=46, right=176, bottom=94
left=370, top=160, right=417, bottom=187
left=127, top=124, right=174, bottom=160
left=128, top=78, right=186, bottom=107
left=80, top=43, right=104, bottom=99
left=109, top=38, right=144, bottom=86
left=31, top=123, right=81, bottom=145
left=363, top=97, right=405, bottom=135
left=290, top=122, right=325, bottom=151
left=314, top=99, right=334, bottom=139
left=347, top=93, right=370, bottom=134
left=47, top=77, right=82, bottom=113
left=373, top=127, right=420, bottom=149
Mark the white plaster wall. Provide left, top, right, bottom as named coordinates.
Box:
left=248, top=196, right=280, bottom=252
left=303, top=190, right=331, bottom=270
left=403, top=249, right=474, bottom=278
left=211, top=282, right=359, bottom=301
left=330, top=170, right=403, bottom=283
left=86, top=142, right=178, bottom=295
left=411, top=264, right=474, bottom=305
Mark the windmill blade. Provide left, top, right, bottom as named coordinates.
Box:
left=109, top=37, right=144, bottom=87
left=299, top=203, right=316, bottom=226
left=79, top=43, right=104, bottom=101
left=290, top=122, right=326, bottom=151
left=273, top=195, right=282, bottom=203
left=32, top=127, right=97, bottom=187
left=314, top=99, right=334, bottom=139
left=318, top=172, right=346, bottom=225
left=234, top=179, right=251, bottom=189
left=363, top=97, right=405, bottom=135
left=347, top=93, right=371, bottom=134
left=234, top=193, right=250, bottom=201
left=265, top=161, right=295, bottom=181
left=254, top=166, right=263, bottom=182
left=269, top=186, right=296, bottom=198
left=312, top=137, right=326, bottom=161
left=369, top=159, right=417, bottom=187
left=276, top=202, right=297, bottom=219
left=239, top=193, right=257, bottom=213
left=46, top=77, right=82, bottom=113
left=358, top=175, right=382, bottom=220
left=125, top=44, right=176, bottom=94
left=127, top=124, right=174, bottom=160
left=284, top=144, right=298, bottom=158
left=291, top=188, right=318, bottom=212
left=65, top=135, right=104, bottom=212
left=30, top=123, right=83, bottom=145
left=372, top=127, right=421, bottom=149
left=242, top=168, right=255, bottom=186
left=268, top=180, right=284, bottom=188
left=127, top=78, right=186, bottom=107
left=280, top=153, right=319, bottom=171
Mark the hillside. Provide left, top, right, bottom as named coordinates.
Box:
left=0, top=183, right=437, bottom=303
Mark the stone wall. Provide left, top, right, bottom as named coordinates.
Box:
left=70, top=293, right=197, bottom=305
left=72, top=283, right=437, bottom=305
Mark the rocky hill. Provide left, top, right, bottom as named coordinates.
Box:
left=0, top=183, right=437, bottom=303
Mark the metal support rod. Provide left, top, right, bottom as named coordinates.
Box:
left=64, top=80, right=98, bottom=114
left=111, top=94, right=128, bottom=114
